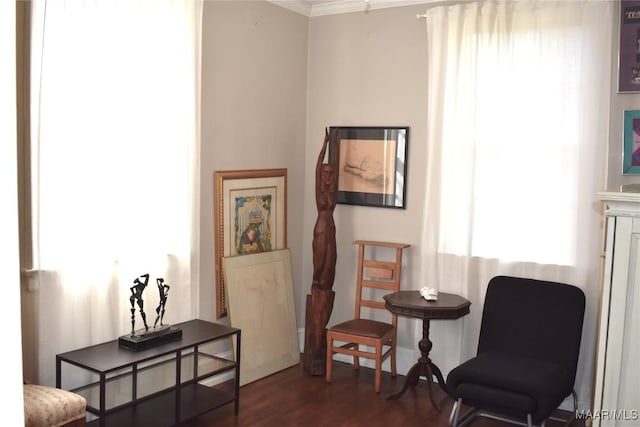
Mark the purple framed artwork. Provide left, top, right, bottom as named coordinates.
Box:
left=619, top=1, right=640, bottom=92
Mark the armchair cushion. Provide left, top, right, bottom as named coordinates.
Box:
left=447, top=352, right=569, bottom=421
left=24, top=384, right=86, bottom=427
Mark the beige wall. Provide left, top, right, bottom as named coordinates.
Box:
left=304, top=4, right=429, bottom=350
left=199, top=2, right=430, bottom=353
left=199, top=1, right=308, bottom=322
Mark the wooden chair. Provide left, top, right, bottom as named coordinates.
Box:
left=326, top=240, right=410, bottom=393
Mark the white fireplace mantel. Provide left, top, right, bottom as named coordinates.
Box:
left=597, top=191, right=640, bottom=218
left=592, top=191, right=640, bottom=426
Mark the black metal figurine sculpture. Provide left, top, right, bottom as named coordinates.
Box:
left=154, top=278, right=170, bottom=328
left=129, top=273, right=150, bottom=335
left=120, top=273, right=183, bottom=351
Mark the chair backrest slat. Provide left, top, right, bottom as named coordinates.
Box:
left=353, top=240, right=410, bottom=321
left=360, top=300, right=386, bottom=310
left=361, top=280, right=396, bottom=290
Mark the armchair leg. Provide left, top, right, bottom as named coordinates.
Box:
left=448, top=398, right=461, bottom=427
left=549, top=389, right=578, bottom=427
left=451, top=406, right=549, bottom=427
left=450, top=390, right=576, bottom=427
left=449, top=398, right=478, bottom=427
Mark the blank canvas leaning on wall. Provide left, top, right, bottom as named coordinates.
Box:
left=223, top=248, right=300, bottom=386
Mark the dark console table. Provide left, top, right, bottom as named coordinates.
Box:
left=383, top=291, right=470, bottom=410
left=56, top=319, right=241, bottom=426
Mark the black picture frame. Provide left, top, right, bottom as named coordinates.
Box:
left=328, top=126, right=408, bottom=209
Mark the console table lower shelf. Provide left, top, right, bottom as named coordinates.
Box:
left=56, top=319, right=241, bottom=427
left=85, top=382, right=235, bottom=426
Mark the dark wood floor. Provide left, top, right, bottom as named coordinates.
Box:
left=183, top=360, right=583, bottom=427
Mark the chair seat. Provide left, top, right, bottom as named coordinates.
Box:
left=329, top=318, right=394, bottom=340
left=447, top=352, right=570, bottom=422
left=24, top=384, right=86, bottom=427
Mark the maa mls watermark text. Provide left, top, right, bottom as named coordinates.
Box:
left=576, top=409, right=639, bottom=421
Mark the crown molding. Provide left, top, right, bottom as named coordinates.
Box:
left=266, top=1, right=312, bottom=17
left=311, top=0, right=430, bottom=17
left=267, top=0, right=431, bottom=18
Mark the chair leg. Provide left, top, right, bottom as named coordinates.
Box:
left=374, top=342, right=382, bottom=393
left=564, top=389, right=577, bottom=427
left=451, top=400, right=556, bottom=427
left=549, top=389, right=578, bottom=427
left=527, top=414, right=534, bottom=427
left=353, top=344, right=360, bottom=370
left=325, top=335, right=333, bottom=383
left=448, top=398, right=461, bottom=427
left=390, top=338, right=397, bottom=377
left=449, top=399, right=480, bottom=427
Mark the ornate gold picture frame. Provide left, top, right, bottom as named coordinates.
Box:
left=214, top=168, right=287, bottom=318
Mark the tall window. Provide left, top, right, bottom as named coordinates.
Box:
left=29, top=0, right=202, bottom=386
left=438, top=20, right=581, bottom=265
left=424, top=1, right=610, bottom=268
left=421, top=0, right=611, bottom=406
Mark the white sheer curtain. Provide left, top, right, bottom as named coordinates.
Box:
left=30, top=0, right=202, bottom=386
left=421, top=0, right=611, bottom=410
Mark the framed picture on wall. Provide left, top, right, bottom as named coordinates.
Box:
left=328, top=126, right=408, bottom=209
left=618, top=1, right=640, bottom=92
left=623, top=110, right=640, bottom=174
left=214, top=168, right=287, bottom=318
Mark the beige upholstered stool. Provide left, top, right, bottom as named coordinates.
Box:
left=23, top=384, right=86, bottom=427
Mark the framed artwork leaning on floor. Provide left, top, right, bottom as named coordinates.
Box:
left=223, top=249, right=299, bottom=386
left=214, top=168, right=287, bottom=318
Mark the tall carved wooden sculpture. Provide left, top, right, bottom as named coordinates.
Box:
left=303, top=128, right=338, bottom=375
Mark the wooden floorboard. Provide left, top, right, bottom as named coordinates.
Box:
left=183, top=360, right=583, bottom=427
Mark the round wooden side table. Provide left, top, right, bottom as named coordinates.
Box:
left=383, top=290, right=471, bottom=410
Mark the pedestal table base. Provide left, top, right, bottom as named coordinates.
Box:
left=386, top=319, right=448, bottom=410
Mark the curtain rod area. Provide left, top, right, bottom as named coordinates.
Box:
left=416, top=0, right=473, bottom=19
